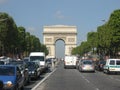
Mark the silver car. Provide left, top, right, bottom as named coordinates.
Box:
left=79, top=59, right=95, bottom=72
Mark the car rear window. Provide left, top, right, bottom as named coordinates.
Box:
left=0, top=66, right=15, bottom=76
left=83, top=61, right=93, bottom=65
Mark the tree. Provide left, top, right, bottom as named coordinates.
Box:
left=17, top=26, right=26, bottom=57
left=107, top=9, right=120, bottom=57
left=0, top=12, right=18, bottom=57
left=25, top=32, right=31, bottom=55
left=0, top=12, right=48, bottom=58
left=87, top=32, right=98, bottom=54
left=40, top=44, right=49, bottom=56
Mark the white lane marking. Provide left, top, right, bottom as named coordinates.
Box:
left=96, top=88, right=100, bottom=90
left=115, top=79, right=120, bottom=82
left=81, top=75, right=85, bottom=79
left=85, top=78, right=90, bottom=83
left=32, top=68, right=57, bottom=90
left=80, top=73, right=100, bottom=90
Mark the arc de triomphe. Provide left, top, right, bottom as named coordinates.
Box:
left=43, top=25, right=77, bottom=58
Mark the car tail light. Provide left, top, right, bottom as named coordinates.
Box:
left=64, top=61, right=66, bottom=64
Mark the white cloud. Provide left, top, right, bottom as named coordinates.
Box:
left=54, top=10, right=65, bottom=19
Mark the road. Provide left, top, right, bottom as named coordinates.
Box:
left=25, top=62, right=120, bottom=90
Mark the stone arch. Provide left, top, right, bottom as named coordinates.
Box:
left=54, top=37, right=66, bottom=44
left=43, top=25, right=77, bottom=58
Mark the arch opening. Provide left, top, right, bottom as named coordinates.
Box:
left=55, top=39, right=65, bottom=59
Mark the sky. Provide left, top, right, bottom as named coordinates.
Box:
left=0, top=0, right=120, bottom=58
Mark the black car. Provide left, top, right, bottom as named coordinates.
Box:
left=26, top=61, right=41, bottom=80
left=8, top=60, right=30, bottom=85
left=0, top=61, right=5, bottom=65
left=95, top=60, right=106, bottom=71
left=23, top=57, right=29, bottom=63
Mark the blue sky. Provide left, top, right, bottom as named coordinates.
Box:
left=0, top=0, right=120, bottom=58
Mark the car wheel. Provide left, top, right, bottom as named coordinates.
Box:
left=14, top=84, right=19, bottom=90
left=64, top=66, right=66, bottom=69
left=27, top=76, right=31, bottom=84
left=104, top=69, right=109, bottom=74
left=106, top=70, right=110, bottom=74
left=20, top=86, right=24, bottom=90
left=103, top=69, right=105, bottom=73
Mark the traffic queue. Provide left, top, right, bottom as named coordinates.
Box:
left=64, top=55, right=120, bottom=74
left=77, top=57, right=120, bottom=74
left=0, top=52, right=53, bottom=90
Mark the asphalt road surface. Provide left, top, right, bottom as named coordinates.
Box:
left=25, top=62, right=120, bottom=90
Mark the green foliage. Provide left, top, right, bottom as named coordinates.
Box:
left=0, top=12, right=18, bottom=56
left=40, top=44, right=49, bottom=56
left=73, top=9, right=120, bottom=58
left=0, top=12, right=48, bottom=58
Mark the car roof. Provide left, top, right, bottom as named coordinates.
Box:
left=0, top=65, right=17, bottom=67
left=107, top=59, right=120, bottom=60
left=81, top=59, right=93, bottom=61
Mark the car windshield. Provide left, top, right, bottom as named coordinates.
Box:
left=27, top=62, right=36, bottom=68
left=0, top=66, right=15, bottom=76
left=30, top=56, right=44, bottom=61
left=46, top=59, right=52, bottom=63
left=83, top=60, right=93, bottom=65
left=24, top=59, right=29, bottom=62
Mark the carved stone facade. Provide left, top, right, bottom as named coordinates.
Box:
left=43, top=25, right=77, bottom=58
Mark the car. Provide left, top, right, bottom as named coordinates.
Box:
left=95, top=60, right=106, bottom=71
left=0, top=61, right=5, bottom=65
left=9, top=60, right=30, bottom=85
left=103, top=59, right=120, bottom=74
left=64, top=55, right=77, bottom=69
left=78, top=59, right=95, bottom=72
left=23, top=57, right=29, bottom=63
left=25, top=61, right=41, bottom=80
left=76, top=59, right=82, bottom=70
left=29, top=52, right=47, bottom=73
left=0, top=56, right=11, bottom=65
left=46, top=58, right=52, bottom=68
left=0, top=65, right=24, bottom=90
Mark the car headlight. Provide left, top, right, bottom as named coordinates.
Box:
left=32, top=71, right=35, bottom=73
left=5, top=81, right=13, bottom=88
left=29, top=71, right=35, bottom=74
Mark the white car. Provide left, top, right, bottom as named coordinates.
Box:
left=103, top=59, right=120, bottom=74
left=64, top=55, right=77, bottom=69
